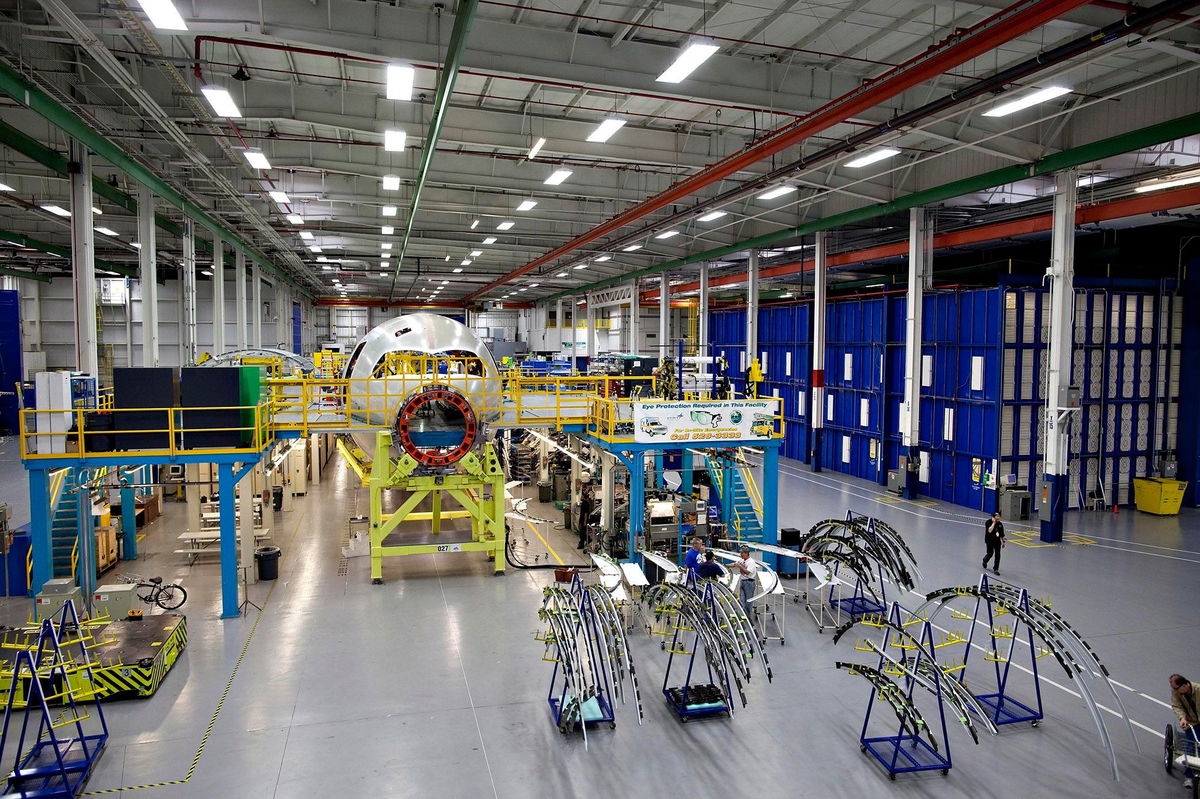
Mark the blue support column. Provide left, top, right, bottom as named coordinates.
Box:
left=120, top=483, right=137, bottom=560
left=217, top=462, right=240, bottom=618
left=761, top=445, right=779, bottom=548
left=654, top=452, right=664, bottom=489
left=27, top=469, right=52, bottom=594
left=681, top=451, right=694, bottom=494
left=626, top=452, right=646, bottom=564
left=75, top=476, right=97, bottom=607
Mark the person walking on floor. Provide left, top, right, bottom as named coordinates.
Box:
left=982, top=511, right=1005, bottom=575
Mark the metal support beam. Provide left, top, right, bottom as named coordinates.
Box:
left=625, top=451, right=646, bottom=564
left=69, top=141, right=98, bottom=378
left=234, top=249, right=247, bottom=349
left=810, top=233, right=827, bottom=472
left=1040, top=168, right=1078, bottom=543
left=658, top=277, right=669, bottom=361
left=212, top=235, right=226, bottom=355
left=698, top=262, right=710, bottom=355
left=182, top=221, right=197, bottom=365
left=217, top=462, right=240, bottom=618
left=555, top=298, right=564, bottom=356
left=239, top=465, right=256, bottom=591
left=252, top=264, right=263, bottom=348
left=586, top=301, right=596, bottom=357
left=747, top=249, right=760, bottom=377
left=901, top=208, right=931, bottom=499
left=628, top=280, right=640, bottom=356
left=120, top=481, right=137, bottom=560
left=27, top=470, right=51, bottom=594
left=138, top=185, right=159, bottom=366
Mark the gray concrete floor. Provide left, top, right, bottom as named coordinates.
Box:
left=0, top=449, right=1196, bottom=798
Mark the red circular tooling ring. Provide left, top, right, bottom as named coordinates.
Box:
left=395, top=386, right=479, bottom=466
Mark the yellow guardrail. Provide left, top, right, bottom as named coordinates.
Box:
left=19, top=405, right=270, bottom=460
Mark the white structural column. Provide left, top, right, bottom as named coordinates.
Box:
left=900, top=208, right=932, bottom=498
left=628, top=280, right=640, bottom=355
left=181, top=220, right=197, bottom=365
left=810, top=233, right=828, bottom=472
left=746, top=250, right=759, bottom=378
left=585, top=298, right=596, bottom=357
left=69, top=142, right=98, bottom=377
left=600, top=451, right=615, bottom=530
left=137, top=184, right=159, bottom=366
left=659, top=277, right=670, bottom=360
left=239, top=470, right=256, bottom=587
left=234, top=250, right=247, bottom=349
left=251, top=264, right=263, bottom=348
left=698, top=262, right=710, bottom=355
left=555, top=299, right=564, bottom=355
left=1041, top=168, right=1079, bottom=543
left=212, top=235, right=226, bottom=355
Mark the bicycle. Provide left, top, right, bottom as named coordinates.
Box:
left=117, top=575, right=188, bottom=611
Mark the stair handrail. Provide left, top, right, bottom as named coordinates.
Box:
left=28, top=468, right=73, bottom=590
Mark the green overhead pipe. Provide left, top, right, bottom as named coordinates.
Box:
left=387, top=0, right=479, bottom=301
left=0, top=266, right=52, bottom=283
left=549, top=111, right=1200, bottom=302
left=0, top=119, right=202, bottom=251
left=0, top=227, right=133, bottom=277
left=0, top=61, right=297, bottom=285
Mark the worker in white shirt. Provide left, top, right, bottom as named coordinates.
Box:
left=729, top=545, right=760, bottom=617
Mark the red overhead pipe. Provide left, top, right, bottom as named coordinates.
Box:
left=651, top=184, right=1200, bottom=299
left=465, top=0, right=1093, bottom=300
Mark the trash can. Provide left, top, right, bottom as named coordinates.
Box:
left=537, top=481, right=552, bottom=503
left=255, top=546, right=281, bottom=580
left=272, top=485, right=284, bottom=512
left=1132, top=477, right=1187, bottom=515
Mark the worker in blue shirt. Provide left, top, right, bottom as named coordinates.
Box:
left=683, top=537, right=705, bottom=575
left=697, top=551, right=724, bottom=580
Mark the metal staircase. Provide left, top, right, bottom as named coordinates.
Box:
left=49, top=468, right=80, bottom=579
left=706, top=455, right=763, bottom=541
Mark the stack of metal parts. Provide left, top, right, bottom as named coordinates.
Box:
left=799, top=515, right=921, bottom=604
left=915, top=580, right=1138, bottom=780
left=539, top=578, right=643, bottom=746
left=644, top=578, right=772, bottom=721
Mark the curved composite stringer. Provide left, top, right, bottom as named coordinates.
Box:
left=539, top=581, right=643, bottom=744
left=799, top=516, right=921, bottom=598
left=836, top=662, right=936, bottom=749
left=914, top=585, right=1137, bottom=779
left=833, top=615, right=997, bottom=746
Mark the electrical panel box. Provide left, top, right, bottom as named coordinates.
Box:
left=35, top=584, right=82, bottom=622
left=886, top=469, right=904, bottom=495
left=39, top=577, right=77, bottom=595
left=92, top=583, right=139, bottom=620
left=1058, top=385, right=1081, bottom=409
left=1158, top=457, right=1179, bottom=479
left=99, top=278, right=127, bottom=305
left=1038, top=480, right=1056, bottom=521
left=999, top=489, right=1031, bottom=521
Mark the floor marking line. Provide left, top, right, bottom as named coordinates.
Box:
left=80, top=504, right=309, bottom=794
left=526, top=520, right=564, bottom=566
left=434, top=560, right=501, bottom=799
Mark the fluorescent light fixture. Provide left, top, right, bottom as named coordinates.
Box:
left=381, top=205, right=398, bottom=217
left=380, top=261, right=389, bottom=268
left=268, top=190, right=289, bottom=204
left=528, top=137, right=546, bottom=159
left=386, top=64, right=415, bottom=101
left=698, top=210, right=727, bottom=222
left=595, top=255, right=611, bottom=262
left=381, top=242, right=392, bottom=250
left=94, top=226, right=118, bottom=237
left=1076, top=175, right=1109, bottom=188
left=655, top=229, right=680, bottom=240
left=757, top=184, right=797, bottom=201
left=200, top=85, right=241, bottom=118
left=381, top=254, right=390, bottom=260
left=308, top=245, right=322, bottom=252
left=299, top=231, right=314, bottom=240
left=460, top=259, right=471, bottom=266
left=322, top=265, right=333, bottom=271
left=516, top=200, right=538, bottom=211
left=545, top=170, right=572, bottom=185
left=286, top=214, right=304, bottom=225
left=444, top=256, right=451, bottom=262
left=131, top=242, right=142, bottom=249
left=497, top=221, right=515, bottom=230
left=384, top=129, right=407, bottom=152
left=982, top=86, right=1072, bottom=117
left=657, top=40, right=720, bottom=84
left=530, top=283, right=539, bottom=288
left=41, top=204, right=70, bottom=217
left=243, top=149, right=271, bottom=170
left=574, top=263, right=588, bottom=269
left=381, top=225, right=394, bottom=235
left=382, top=174, right=401, bottom=191
left=587, top=118, right=626, bottom=143
left=470, top=219, right=479, bottom=230
left=1134, top=174, right=1200, bottom=193
left=440, top=280, right=449, bottom=285
left=518, top=287, right=528, bottom=292
left=317, top=256, right=329, bottom=263
left=622, top=244, right=642, bottom=252
left=453, top=267, right=463, bottom=273
left=482, top=236, right=497, bottom=244
left=845, top=147, right=901, bottom=169
left=469, top=250, right=482, bottom=257
left=0, top=183, right=12, bottom=192
left=556, top=271, right=568, bottom=277
left=136, top=0, right=187, bottom=31
left=92, top=207, right=103, bottom=215
left=201, top=270, right=212, bottom=277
